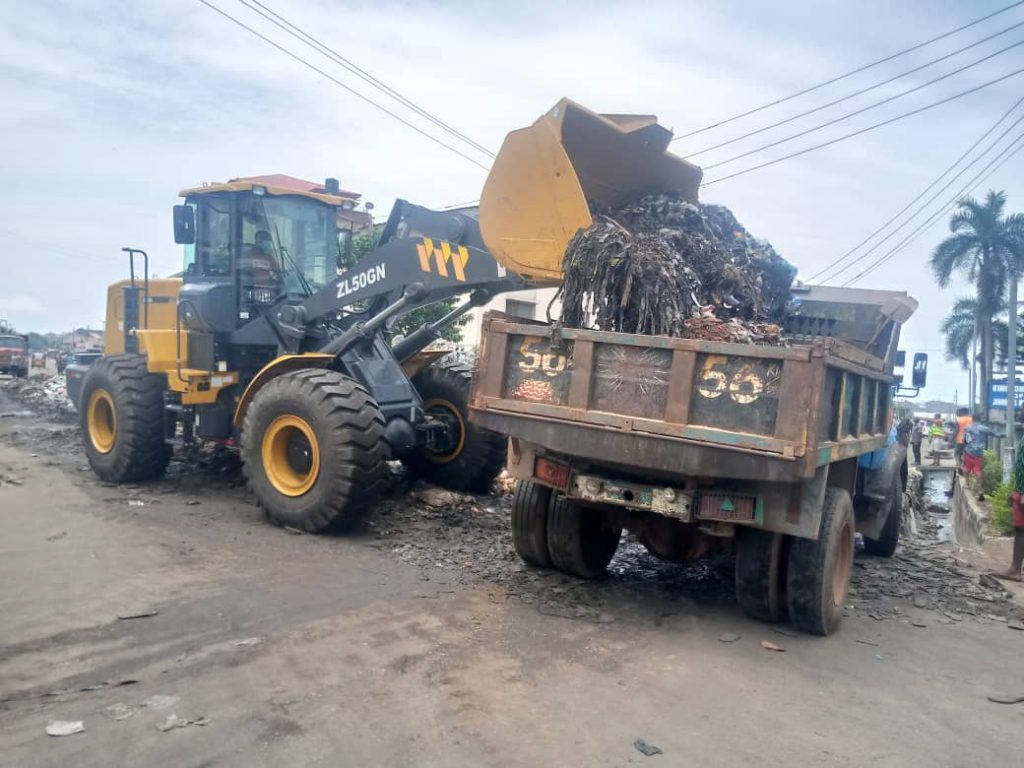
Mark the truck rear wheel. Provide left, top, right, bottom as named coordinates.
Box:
left=546, top=494, right=622, bottom=578
left=786, top=488, right=855, bottom=636
left=735, top=528, right=787, bottom=623
left=242, top=369, right=389, bottom=533
left=80, top=354, right=171, bottom=482
left=405, top=362, right=506, bottom=492
left=511, top=480, right=552, bottom=567
left=863, top=478, right=901, bottom=558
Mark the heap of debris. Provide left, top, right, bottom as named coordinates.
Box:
left=558, top=193, right=796, bottom=343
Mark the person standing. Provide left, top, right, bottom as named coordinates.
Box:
left=961, top=415, right=993, bottom=496
left=910, top=420, right=924, bottom=465
left=928, top=414, right=946, bottom=466
left=994, top=440, right=1024, bottom=582
left=954, top=407, right=972, bottom=469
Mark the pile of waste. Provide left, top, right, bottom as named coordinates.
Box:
left=558, top=193, right=796, bottom=343
left=0, top=376, right=75, bottom=421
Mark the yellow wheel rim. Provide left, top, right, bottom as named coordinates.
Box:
left=423, top=398, right=466, bottom=464
left=87, top=388, right=117, bottom=454
left=262, top=415, right=320, bottom=496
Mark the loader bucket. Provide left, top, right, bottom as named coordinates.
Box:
left=479, top=98, right=703, bottom=282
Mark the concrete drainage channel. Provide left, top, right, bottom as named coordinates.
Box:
left=919, top=467, right=985, bottom=546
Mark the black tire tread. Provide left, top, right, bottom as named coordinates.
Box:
left=735, top=528, right=786, bottom=623
left=511, top=480, right=552, bottom=567
left=80, top=354, right=171, bottom=482
left=241, top=369, right=388, bottom=533
left=546, top=494, right=621, bottom=579
left=863, top=478, right=901, bottom=558
left=786, top=487, right=855, bottom=636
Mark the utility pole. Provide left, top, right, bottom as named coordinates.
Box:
left=1007, top=273, right=1018, bottom=474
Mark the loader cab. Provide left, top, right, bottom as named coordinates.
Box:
left=174, top=180, right=351, bottom=333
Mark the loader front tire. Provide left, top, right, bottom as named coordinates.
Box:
left=242, top=369, right=389, bottom=533
left=786, top=488, right=855, bottom=636
left=405, top=362, right=506, bottom=493
left=80, top=354, right=171, bottom=483
left=546, top=494, right=622, bottom=579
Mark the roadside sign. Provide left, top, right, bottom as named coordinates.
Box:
left=988, top=379, right=1024, bottom=408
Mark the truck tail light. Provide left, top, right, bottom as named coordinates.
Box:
left=534, top=456, right=570, bottom=490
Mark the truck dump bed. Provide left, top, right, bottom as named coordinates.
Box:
left=470, top=289, right=913, bottom=485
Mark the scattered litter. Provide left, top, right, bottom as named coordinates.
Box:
left=117, top=609, right=158, bottom=620
left=912, top=595, right=929, bottom=609
left=128, top=499, right=145, bottom=507
left=100, top=703, right=135, bottom=721
left=283, top=526, right=306, bottom=535
left=143, top=694, right=180, bottom=711
left=979, top=573, right=1005, bottom=590
left=874, top=654, right=885, bottom=661
left=771, top=626, right=798, bottom=638
left=760, top=640, right=786, bottom=652
left=987, top=693, right=1024, bottom=704
left=410, top=486, right=472, bottom=508
left=45, top=531, right=67, bottom=542
left=158, top=714, right=210, bottom=732
left=229, top=637, right=263, bottom=648
left=855, top=639, right=880, bottom=647
left=46, top=720, right=85, bottom=737
left=1008, top=619, right=1024, bottom=631
left=185, top=500, right=201, bottom=506
left=718, top=632, right=741, bottom=643
left=633, top=738, right=663, bottom=757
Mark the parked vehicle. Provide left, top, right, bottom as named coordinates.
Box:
left=0, top=333, right=29, bottom=378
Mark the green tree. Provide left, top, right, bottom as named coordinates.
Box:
left=342, top=226, right=468, bottom=343
left=931, top=191, right=1024, bottom=416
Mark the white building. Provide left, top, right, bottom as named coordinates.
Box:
left=460, top=286, right=562, bottom=348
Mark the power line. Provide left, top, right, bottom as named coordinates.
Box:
left=672, top=1, right=1024, bottom=141
left=821, top=112, right=1024, bottom=282
left=844, top=140, right=1024, bottom=286
left=702, top=37, right=1024, bottom=170
left=842, top=132, right=1024, bottom=286
left=809, top=94, right=1024, bottom=283
left=195, top=0, right=492, bottom=171
left=684, top=20, right=1024, bottom=159
left=239, top=0, right=495, bottom=158
left=700, top=65, right=1024, bottom=186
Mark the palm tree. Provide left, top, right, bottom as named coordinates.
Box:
left=931, top=190, right=1024, bottom=416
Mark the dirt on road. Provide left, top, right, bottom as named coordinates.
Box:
left=1, top=380, right=1023, bottom=767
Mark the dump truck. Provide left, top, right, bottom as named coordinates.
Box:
left=468, top=101, right=923, bottom=635
left=0, top=332, right=29, bottom=378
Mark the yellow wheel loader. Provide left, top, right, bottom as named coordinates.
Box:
left=70, top=99, right=701, bottom=533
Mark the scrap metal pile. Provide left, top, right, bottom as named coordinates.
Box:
left=558, top=193, right=796, bottom=343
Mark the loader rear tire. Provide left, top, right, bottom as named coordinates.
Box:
left=546, top=494, right=622, bottom=579
left=735, top=528, right=787, bottom=624
left=242, top=369, right=389, bottom=533
left=80, top=354, right=171, bottom=483
left=511, top=480, right=552, bottom=567
left=863, top=478, right=901, bottom=558
left=786, top=488, right=855, bottom=636
left=405, top=362, right=506, bottom=493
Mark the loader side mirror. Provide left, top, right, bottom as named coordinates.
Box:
left=173, top=205, right=195, bottom=245
left=912, top=353, right=928, bottom=388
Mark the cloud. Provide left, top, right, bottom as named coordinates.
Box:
left=0, top=295, right=46, bottom=314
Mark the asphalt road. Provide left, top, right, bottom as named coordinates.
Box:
left=1, top=386, right=1022, bottom=767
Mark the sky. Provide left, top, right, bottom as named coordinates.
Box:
left=2, top=0, right=1023, bottom=403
